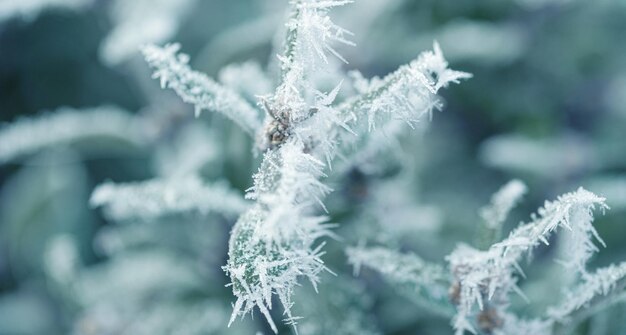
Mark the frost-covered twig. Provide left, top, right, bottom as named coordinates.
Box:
left=347, top=246, right=453, bottom=316
left=447, top=188, right=608, bottom=335
left=0, top=106, right=144, bottom=164
left=142, top=44, right=261, bottom=134
left=90, top=176, right=249, bottom=221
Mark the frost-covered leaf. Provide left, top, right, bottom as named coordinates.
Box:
left=90, top=176, right=249, bottom=222
left=224, top=141, right=334, bottom=333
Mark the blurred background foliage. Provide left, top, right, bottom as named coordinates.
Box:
left=0, top=0, right=625, bottom=334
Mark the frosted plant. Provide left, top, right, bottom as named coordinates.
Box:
left=0, top=106, right=144, bottom=164
left=100, top=0, right=197, bottom=65
left=1, top=1, right=625, bottom=335
left=90, top=176, right=249, bottom=222
left=447, top=187, right=608, bottom=334
left=143, top=0, right=469, bottom=331
left=0, top=0, right=91, bottom=22
left=346, top=179, right=626, bottom=335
